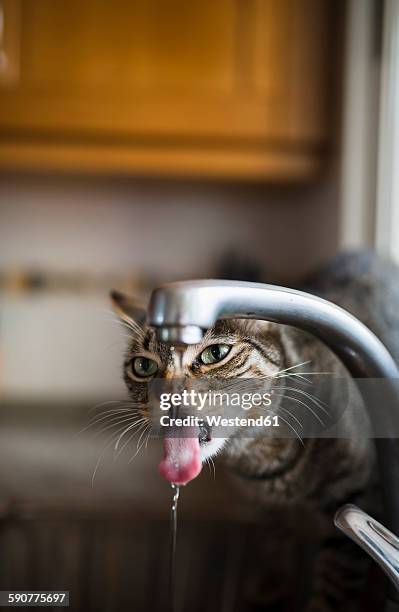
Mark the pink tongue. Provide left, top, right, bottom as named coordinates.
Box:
left=159, top=434, right=202, bottom=485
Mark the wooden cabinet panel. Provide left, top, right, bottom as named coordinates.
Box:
left=287, top=0, right=332, bottom=141
left=22, top=0, right=236, bottom=92
left=0, top=0, right=337, bottom=180
left=252, top=0, right=292, bottom=99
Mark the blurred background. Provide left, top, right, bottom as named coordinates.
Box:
left=0, top=0, right=398, bottom=610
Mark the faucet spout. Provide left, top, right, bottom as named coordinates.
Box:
left=155, top=324, right=204, bottom=345
left=148, top=279, right=398, bottom=379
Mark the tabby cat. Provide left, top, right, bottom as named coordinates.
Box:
left=111, top=252, right=397, bottom=611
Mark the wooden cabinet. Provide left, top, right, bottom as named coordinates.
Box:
left=0, top=0, right=336, bottom=180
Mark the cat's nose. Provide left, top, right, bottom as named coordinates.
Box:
left=164, top=367, right=182, bottom=380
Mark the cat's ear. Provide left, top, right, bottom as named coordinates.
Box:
left=110, top=290, right=147, bottom=327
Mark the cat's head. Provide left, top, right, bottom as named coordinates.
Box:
left=111, top=290, right=285, bottom=484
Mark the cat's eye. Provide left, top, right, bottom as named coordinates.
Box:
left=200, top=344, right=231, bottom=365
left=131, top=356, right=158, bottom=378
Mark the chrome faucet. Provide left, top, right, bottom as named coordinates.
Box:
left=335, top=505, right=399, bottom=591
left=148, top=280, right=398, bottom=378
left=148, top=279, right=399, bottom=603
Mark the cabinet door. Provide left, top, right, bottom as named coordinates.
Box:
left=0, top=0, right=334, bottom=178
left=0, top=0, right=242, bottom=136
left=252, top=0, right=332, bottom=142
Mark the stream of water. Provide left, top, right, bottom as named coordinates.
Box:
left=169, top=483, right=180, bottom=612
